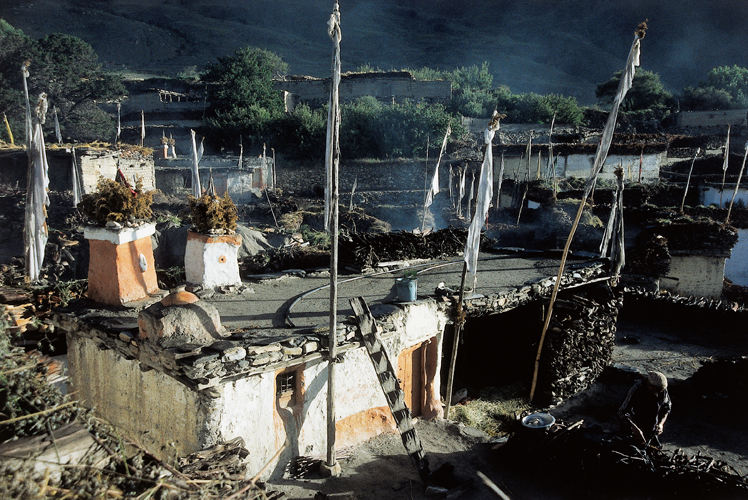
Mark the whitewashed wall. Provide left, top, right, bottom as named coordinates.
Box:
left=701, top=186, right=748, bottom=209
left=67, top=335, right=205, bottom=457
left=660, top=254, right=727, bottom=299
left=78, top=150, right=156, bottom=194
left=558, top=153, right=662, bottom=184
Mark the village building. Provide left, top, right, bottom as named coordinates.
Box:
left=274, top=71, right=452, bottom=112
left=0, top=147, right=155, bottom=194
left=676, top=108, right=748, bottom=129
left=155, top=155, right=273, bottom=202
left=54, top=253, right=610, bottom=479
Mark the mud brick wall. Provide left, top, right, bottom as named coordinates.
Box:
left=78, top=149, right=155, bottom=194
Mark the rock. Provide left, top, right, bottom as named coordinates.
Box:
left=235, top=225, right=276, bottom=258
left=137, top=300, right=229, bottom=348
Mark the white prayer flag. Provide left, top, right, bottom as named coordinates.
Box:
left=190, top=129, right=202, bottom=198
left=464, top=112, right=501, bottom=278
left=466, top=172, right=475, bottom=215
left=584, top=34, right=642, bottom=198
left=324, top=2, right=342, bottom=233
left=24, top=93, right=50, bottom=281
left=71, top=147, right=82, bottom=207
left=424, top=125, right=451, bottom=208
left=140, top=110, right=145, bottom=145
left=349, top=175, right=357, bottom=211
left=457, top=167, right=466, bottom=217
left=53, top=106, right=62, bottom=144
left=116, top=103, right=121, bottom=142
left=198, top=137, right=205, bottom=162
left=722, top=126, right=731, bottom=172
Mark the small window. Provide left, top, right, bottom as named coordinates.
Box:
left=277, top=372, right=295, bottom=396
left=276, top=370, right=299, bottom=408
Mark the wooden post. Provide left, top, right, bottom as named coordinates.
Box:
left=323, top=2, right=342, bottom=477
left=726, top=142, right=748, bottom=225
left=516, top=174, right=528, bottom=226
left=680, top=148, right=700, bottom=213
left=444, top=261, right=468, bottom=420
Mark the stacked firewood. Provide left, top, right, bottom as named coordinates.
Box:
left=500, top=418, right=748, bottom=498
left=339, top=227, right=475, bottom=270
left=537, top=286, right=623, bottom=406
left=178, top=437, right=250, bottom=480
left=689, top=356, right=748, bottom=410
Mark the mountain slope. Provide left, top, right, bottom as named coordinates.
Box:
left=2, top=0, right=748, bottom=103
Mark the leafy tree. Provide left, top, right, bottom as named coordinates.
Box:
left=0, top=25, right=125, bottom=142
left=595, top=69, right=671, bottom=112
left=202, top=47, right=288, bottom=149
left=680, top=85, right=734, bottom=111
left=539, top=94, right=585, bottom=125
left=338, top=97, right=459, bottom=159
left=450, top=62, right=493, bottom=91
left=450, top=87, right=497, bottom=118
left=702, top=65, right=748, bottom=106
left=273, top=103, right=326, bottom=160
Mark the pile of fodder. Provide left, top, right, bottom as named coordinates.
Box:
left=240, top=245, right=330, bottom=275
left=339, top=226, right=475, bottom=270
left=497, top=418, right=748, bottom=499
left=187, top=192, right=238, bottom=233
left=278, top=207, right=392, bottom=233
left=449, top=385, right=532, bottom=437
left=637, top=214, right=739, bottom=253
left=78, top=176, right=153, bottom=226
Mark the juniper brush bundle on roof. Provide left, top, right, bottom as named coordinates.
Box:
left=188, top=192, right=238, bottom=233
left=78, top=176, right=153, bottom=226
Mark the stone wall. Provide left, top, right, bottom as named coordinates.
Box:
left=677, top=109, right=747, bottom=128
left=279, top=160, right=432, bottom=195
left=558, top=152, right=663, bottom=184
left=0, top=148, right=155, bottom=194
left=701, top=185, right=748, bottom=209
left=155, top=156, right=271, bottom=202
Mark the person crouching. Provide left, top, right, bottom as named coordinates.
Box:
left=617, top=371, right=671, bottom=447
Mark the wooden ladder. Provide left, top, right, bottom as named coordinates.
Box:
left=349, top=296, right=429, bottom=480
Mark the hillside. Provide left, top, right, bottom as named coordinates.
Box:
left=2, top=0, right=748, bottom=103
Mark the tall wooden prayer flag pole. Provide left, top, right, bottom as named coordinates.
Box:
left=530, top=21, right=647, bottom=402
left=322, top=1, right=342, bottom=478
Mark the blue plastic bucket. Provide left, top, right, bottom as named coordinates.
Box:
left=395, top=277, right=417, bottom=302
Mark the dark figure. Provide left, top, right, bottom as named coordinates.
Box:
left=617, top=371, right=671, bottom=446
